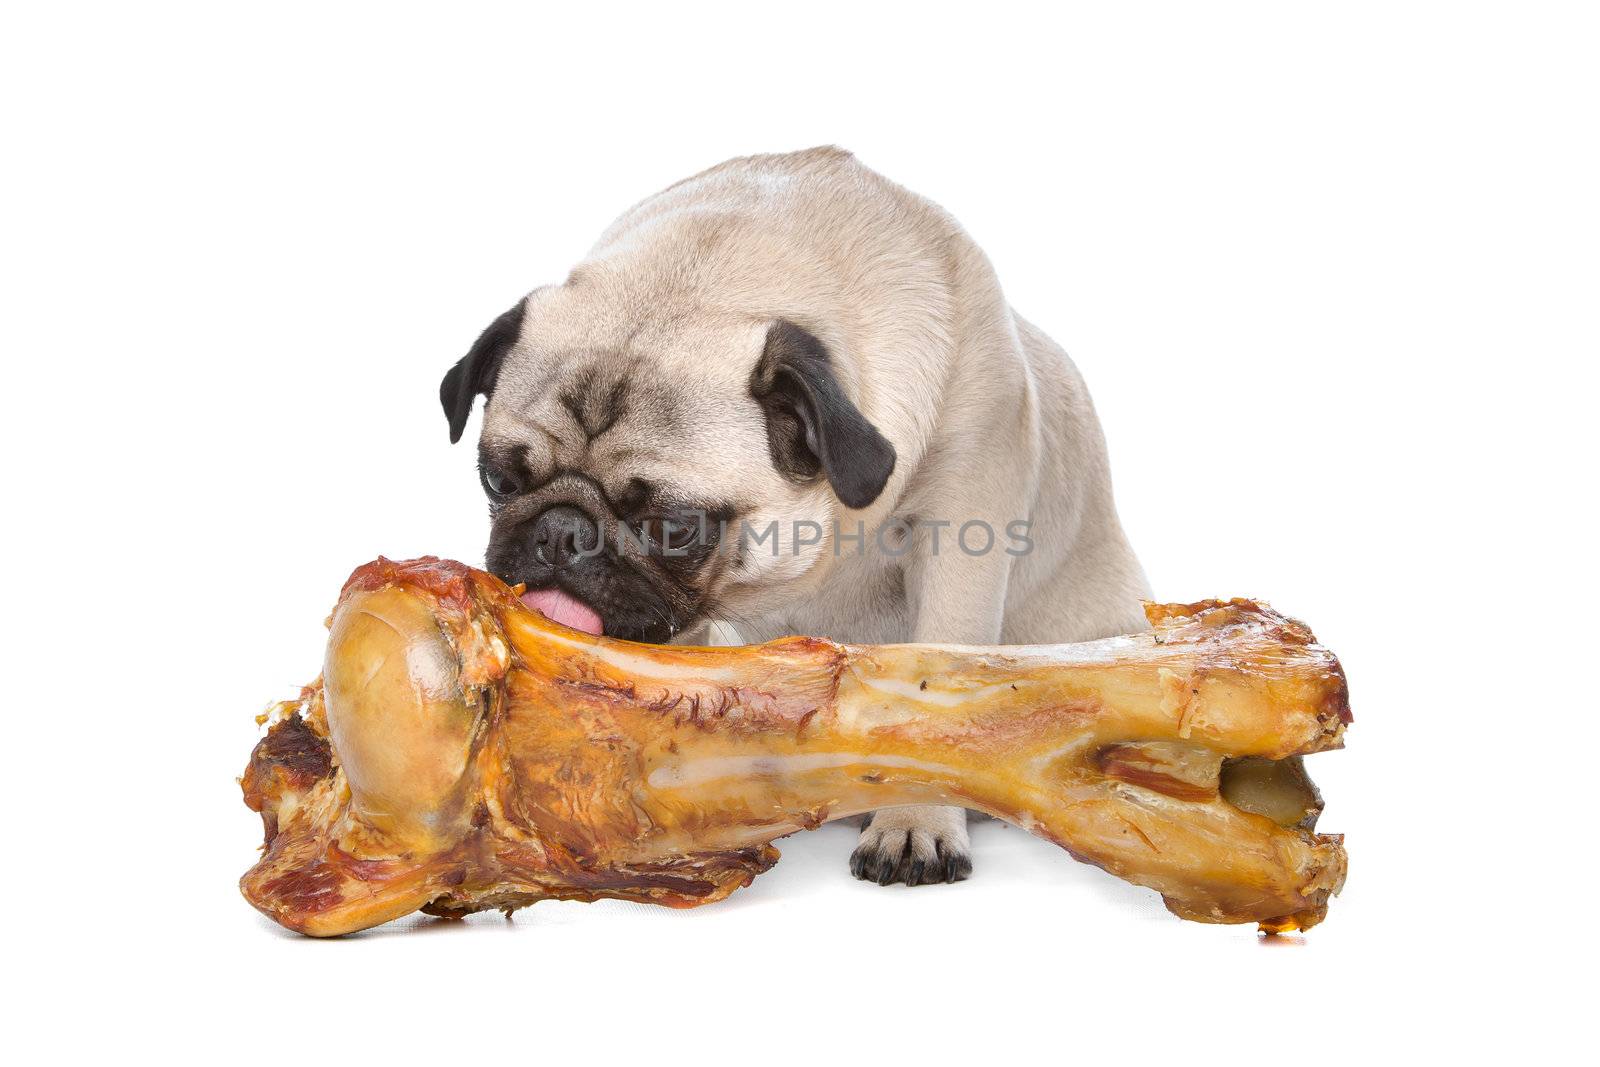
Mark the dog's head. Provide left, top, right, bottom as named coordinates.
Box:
left=439, top=285, right=896, bottom=641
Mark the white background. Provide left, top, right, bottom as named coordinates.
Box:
left=6, top=2, right=1596, bottom=1061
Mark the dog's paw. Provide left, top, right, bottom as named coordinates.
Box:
left=849, top=806, right=972, bottom=886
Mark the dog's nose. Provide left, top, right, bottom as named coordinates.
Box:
left=530, top=505, right=599, bottom=567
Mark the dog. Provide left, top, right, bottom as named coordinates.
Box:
left=439, top=146, right=1151, bottom=885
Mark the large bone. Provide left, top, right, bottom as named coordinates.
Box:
left=240, top=557, right=1350, bottom=936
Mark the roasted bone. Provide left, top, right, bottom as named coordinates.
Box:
left=240, top=558, right=1350, bottom=936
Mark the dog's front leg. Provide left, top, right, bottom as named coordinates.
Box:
left=849, top=532, right=1012, bottom=886
left=850, top=805, right=973, bottom=885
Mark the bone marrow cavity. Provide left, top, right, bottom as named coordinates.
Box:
left=1219, top=756, right=1324, bottom=829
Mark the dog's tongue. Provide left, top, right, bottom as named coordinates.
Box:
left=519, top=588, right=604, bottom=636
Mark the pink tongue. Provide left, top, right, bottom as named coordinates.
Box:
left=520, top=588, right=604, bottom=635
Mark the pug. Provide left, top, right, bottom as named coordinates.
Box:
left=439, top=146, right=1151, bottom=885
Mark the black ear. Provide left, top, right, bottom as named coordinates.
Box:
left=440, top=301, right=527, bottom=444
left=750, top=320, right=896, bottom=509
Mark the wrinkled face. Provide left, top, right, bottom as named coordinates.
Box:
left=440, top=284, right=896, bottom=642
left=477, top=446, right=739, bottom=643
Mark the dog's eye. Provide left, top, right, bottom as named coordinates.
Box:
left=481, top=469, right=521, bottom=498
left=639, top=515, right=702, bottom=554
